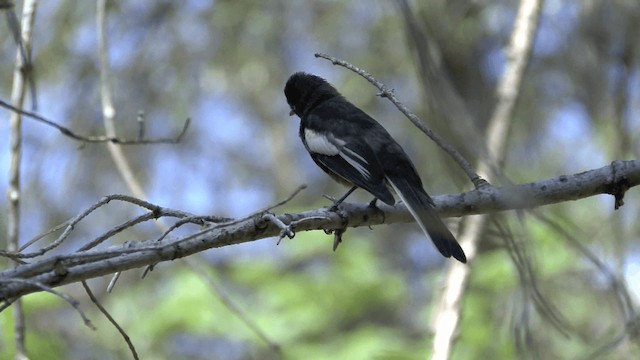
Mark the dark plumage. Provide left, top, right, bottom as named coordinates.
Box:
left=284, top=72, right=466, bottom=263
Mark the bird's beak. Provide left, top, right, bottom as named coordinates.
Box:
left=289, top=109, right=295, bottom=116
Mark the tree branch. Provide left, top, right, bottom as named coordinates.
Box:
left=0, top=160, right=637, bottom=302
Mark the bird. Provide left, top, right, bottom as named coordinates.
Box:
left=284, top=72, right=466, bottom=263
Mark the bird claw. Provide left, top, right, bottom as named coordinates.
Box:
left=368, top=198, right=386, bottom=224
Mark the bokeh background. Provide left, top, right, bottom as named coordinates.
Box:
left=1, top=1, right=639, bottom=359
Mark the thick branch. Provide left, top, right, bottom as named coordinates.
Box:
left=0, top=160, right=637, bottom=301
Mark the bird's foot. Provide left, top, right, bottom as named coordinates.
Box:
left=367, top=198, right=386, bottom=225
left=323, top=186, right=358, bottom=211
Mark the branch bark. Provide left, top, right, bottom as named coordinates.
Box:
left=0, top=160, right=637, bottom=302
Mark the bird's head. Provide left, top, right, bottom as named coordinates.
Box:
left=284, top=72, right=340, bottom=117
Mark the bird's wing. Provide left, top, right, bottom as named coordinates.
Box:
left=303, top=128, right=395, bottom=205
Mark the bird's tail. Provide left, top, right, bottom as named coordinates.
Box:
left=387, top=176, right=467, bottom=263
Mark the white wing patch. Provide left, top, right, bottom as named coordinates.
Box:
left=304, top=129, right=340, bottom=155
left=305, top=128, right=372, bottom=180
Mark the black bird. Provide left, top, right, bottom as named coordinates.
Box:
left=284, top=72, right=466, bottom=263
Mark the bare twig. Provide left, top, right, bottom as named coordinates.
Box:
left=82, top=281, right=139, bottom=360
left=18, top=219, right=70, bottom=252
left=0, top=278, right=95, bottom=329
left=77, top=212, right=158, bottom=252
left=262, top=213, right=295, bottom=242
left=150, top=215, right=233, bottom=244
left=106, top=272, right=121, bottom=293
left=261, top=184, right=308, bottom=213
left=177, top=184, right=308, bottom=236
left=9, top=197, right=112, bottom=258
left=267, top=213, right=332, bottom=246
left=0, top=98, right=190, bottom=145
left=2, top=194, right=225, bottom=259
left=142, top=184, right=306, bottom=275
left=314, top=52, right=485, bottom=189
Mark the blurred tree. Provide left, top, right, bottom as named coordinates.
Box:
left=1, top=1, right=639, bottom=359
